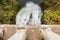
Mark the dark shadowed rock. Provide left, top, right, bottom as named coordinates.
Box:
left=16, top=0, right=42, bottom=6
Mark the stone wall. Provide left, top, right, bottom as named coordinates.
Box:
left=0, top=25, right=60, bottom=40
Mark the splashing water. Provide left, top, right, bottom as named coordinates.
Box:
left=41, top=25, right=60, bottom=40
left=16, top=2, right=42, bottom=25
left=15, top=2, right=42, bottom=40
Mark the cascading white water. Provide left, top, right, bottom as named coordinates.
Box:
left=11, top=2, right=42, bottom=40
left=8, top=29, right=27, bottom=40
left=16, top=2, right=42, bottom=25
left=41, top=25, right=60, bottom=40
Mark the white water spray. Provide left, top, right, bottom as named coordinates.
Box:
left=11, top=2, right=42, bottom=40
left=41, top=25, right=60, bottom=40
left=16, top=2, right=42, bottom=25
left=8, top=29, right=27, bottom=40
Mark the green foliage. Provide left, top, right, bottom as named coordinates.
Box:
left=42, top=0, right=60, bottom=24
left=0, top=0, right=60, bottom=24
left=0, top=0, right=20, bottom=24
left=42, top=9, right=57, bottom=24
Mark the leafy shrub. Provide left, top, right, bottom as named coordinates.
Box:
left=41, top=0, right=60, bottom=24
left=0, top=0, right=20, bottom=24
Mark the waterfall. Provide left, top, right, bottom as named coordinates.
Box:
left=8, top=29, right=27, bottom=40
left=16, top=2, right=42, bottom=25
left=14, top=2, right=42, bottom=40
left=41, top=25, right=60, bottom=40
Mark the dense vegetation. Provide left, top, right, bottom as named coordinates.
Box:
left=41, top=0, right=60, bottom=24
left=0, top=0, right=60, bottom=24
left=0, top=0, right=20, bottom=24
